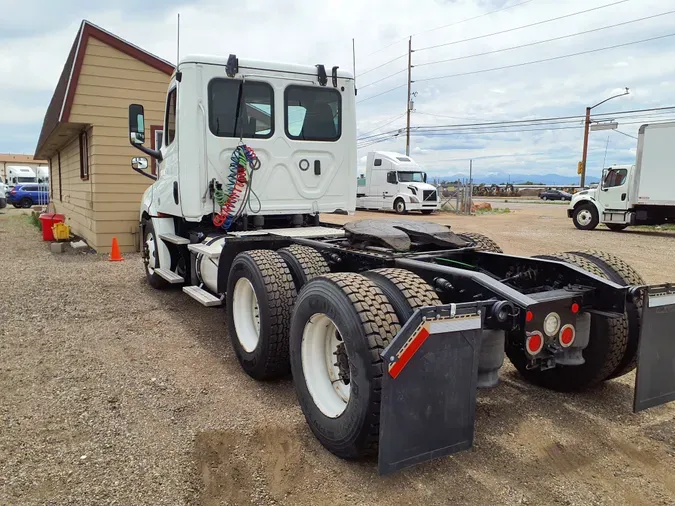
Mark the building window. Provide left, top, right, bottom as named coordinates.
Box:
left=208, top=79, right=274, bottom=138
left=58, top=152, right=62, bottom=202
left=150, top=125, right=163, bottom=175
left=79, top=129, right=89, bottom=180
left=164, top=88, right=177, bottom=146
left=284, top=86, right=341, bottom=142
left=49, top=158, right=53, bottom=198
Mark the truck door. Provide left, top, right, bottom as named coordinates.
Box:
left=383, top=167, right=398, bottom=210
left=600, top=167, right=629, bottom=210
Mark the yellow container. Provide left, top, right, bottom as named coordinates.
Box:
left=52, top=222, right=71, bottom=241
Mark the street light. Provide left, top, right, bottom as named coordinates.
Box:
left=579, top=87, right=629, bottom=187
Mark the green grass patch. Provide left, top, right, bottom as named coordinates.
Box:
left=28, top=213, right=41, bottom=230
left=475, top=207, right=511, bottom=215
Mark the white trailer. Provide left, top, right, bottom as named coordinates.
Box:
left=6, top=166, right=37, bottom=188
left=356, top=151, right=439, bottom=214
left=125, top=53, right=675, bottom=475
left=569, top=121, right=675, bottom=230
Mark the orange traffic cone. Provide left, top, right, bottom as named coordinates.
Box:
left=109, top=237, right=124, bottom=261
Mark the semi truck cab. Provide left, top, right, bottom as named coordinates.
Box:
left=356, top=151, right=439, bottom=214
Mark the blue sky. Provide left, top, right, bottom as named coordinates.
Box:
left=0, top=0, right=673, bottom=180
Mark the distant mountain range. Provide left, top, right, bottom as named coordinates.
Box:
left=434, top=172, right=600, bottom=185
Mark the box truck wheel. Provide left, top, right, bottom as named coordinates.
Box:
left=421, top=210, right=434, bottom=215
left=394, top=198, right=407, bottom=215
left=566, top=250, right=644, bottom=380
left=227, top=250, right=297, bottom=380
left=289, top=273, right=400, bottom=459
left=457, top=232, right=503, bottom=253
left=278, top=245, right=330, bottom=290
left=606, top=224, right=628, bottom=231
left=572, top=203, right=599, bottom=230
left=364, top=268, right=440, bottom=321
left=141, top=219, right=169, bottom=290
left=506, top=252, right=628, bottom=391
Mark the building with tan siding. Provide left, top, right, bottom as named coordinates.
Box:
left=35, top=20, right=173, bottom=252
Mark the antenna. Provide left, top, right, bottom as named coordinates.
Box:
left=176, top=13, right=181, bottom=67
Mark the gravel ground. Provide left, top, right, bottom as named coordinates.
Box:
left=1, top=206, right=675, bottom=506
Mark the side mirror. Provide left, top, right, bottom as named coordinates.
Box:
left=131, top=157, right=148, bottom=170
left=129, top=104, right=146, bottom=145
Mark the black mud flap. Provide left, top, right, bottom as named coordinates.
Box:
left=634, top=284, right=675, bottom=413
left=378, top=303, right=483, bottom=475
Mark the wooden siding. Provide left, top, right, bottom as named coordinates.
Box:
left=66, top=36, right=169, bottom=253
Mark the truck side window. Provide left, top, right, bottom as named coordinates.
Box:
left=374, top=159, right=382, bottom=167
left=285, top=86, right=341, bottom=141
left=208, top=79, right=274, bottom=138
left=604, top=168, right=627, bottom=188
left=386, top=172, right=397, bottom=184
left=164, top=88, right=177, bottom=146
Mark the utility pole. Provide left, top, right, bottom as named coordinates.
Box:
left=405, top=36, right=412, bottom=156
left=580, top=106, right=591, bottom=188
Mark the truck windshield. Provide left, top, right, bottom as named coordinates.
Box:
left=18, top=177, right=35, bottom=183
left=397, top=172, right=424, bottom=183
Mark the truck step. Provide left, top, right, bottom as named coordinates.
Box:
left=183, top=286, right=222, bottom=307
left=155, top=268, right=184, bottom=284
left=158, top=233, right=190, bottom=245
left=188, top=242, right=223, bottom=259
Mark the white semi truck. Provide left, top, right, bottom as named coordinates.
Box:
left=127, top=53, right=675, bottom=474
left=5, top=166, right=37, bottom=188
left=356, top=151, right=440, bottom=214
left=569, top=122, right=675, bottom=231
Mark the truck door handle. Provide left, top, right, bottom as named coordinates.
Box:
left=621, top=193, right=626, bottom=201
left=314, top=160, right=321, bottom=175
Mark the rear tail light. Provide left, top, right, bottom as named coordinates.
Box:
left=559, top=324, right=575, bottom=348
left=10, top=188, right=16, bottom=194
left=526, top=331, right=544, bottom=355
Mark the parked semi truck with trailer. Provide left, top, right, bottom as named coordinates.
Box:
left=356, top=151, right=440, bottom=214
left=569, top=121, right=675, bottom=231
left=128, top=54, right=675, bottom=474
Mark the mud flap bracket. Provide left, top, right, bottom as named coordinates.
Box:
left=634, top=284, right=675, bottom=412
left=378, top=302, right=483, bottom=475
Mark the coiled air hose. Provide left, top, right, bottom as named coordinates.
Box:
left=212, top=144, right=260, bottom=229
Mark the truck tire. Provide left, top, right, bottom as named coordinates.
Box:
left=227, top=250, right=297, bottom=380
left=572, top=203, right=599, bottom=230
left=363, top=268, right=440, bottom=321
left=141, top=219, right=169, bottom=290
left=568, top=250, right=644, bottom=380
left=506, top=252, right=628, bottom=391
left=421, top=210, right=434, bottom=215
left=457, top=232, right=503, bottom=253
left=606, top=224, right=628, bottom=231
left=394, top=198, right=407, bottom=215
left=289, top=273, right=400, bottom=459
left=277, top=245, right=330, bottom=290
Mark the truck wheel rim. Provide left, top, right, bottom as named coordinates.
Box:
left=577, top=209, right=592, bottom=226
left=301, top=313, right=350, bottom=418
left=145, top=233, right=157, bottom=275
left=396, top=201, right=404, bottom=212
left=232, top=277, right=261, bottom=353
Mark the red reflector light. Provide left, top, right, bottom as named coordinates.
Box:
left=526, top=310, right=534, bottom=323
left=559, top=325, right=575, bottom=348
left=571, top=303, right=580, bottom=314
left=526, top=331, right=544, bottom=355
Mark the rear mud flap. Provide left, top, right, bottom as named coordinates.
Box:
left=634, top=284, right=675, bottom=412
left=378, top=303, right=483, bottom=475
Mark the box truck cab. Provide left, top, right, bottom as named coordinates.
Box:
left=356, top=151, right=439, bottom=214
left=6, top=166, right=37, bottom=189
left=569, top=122, right=675, bottom=231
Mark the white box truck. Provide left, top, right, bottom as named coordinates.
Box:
left=569, top=122, right=675, bottom=230
left=356, top=151, right=440, bottom=214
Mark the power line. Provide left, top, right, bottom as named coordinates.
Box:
left=613, top=130, right=638, bottom=140
left=414, top=0, right=629, bottom=53
left=360, top=68, right=408, bottom=90
left=414, top=32, right=675, bottom=84
left=356, top=83, right=408, bottom=104
left=358, top=113, right=407, bottom=138
left=357, top=53, right=407, bottom=77
left=364, top=0, right=537, bottom=58
left=414, top=9, right=675, bottom=69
